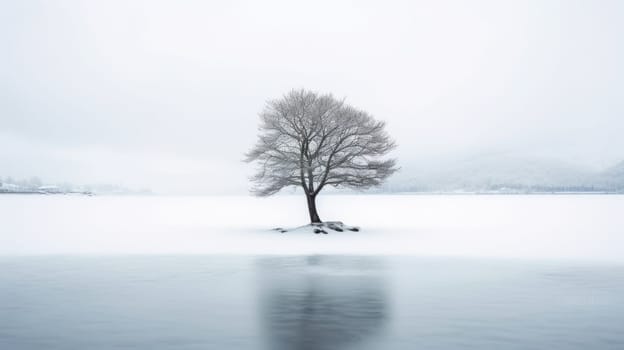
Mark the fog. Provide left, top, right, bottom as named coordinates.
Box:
left=1, top=0, right=623, bottom=194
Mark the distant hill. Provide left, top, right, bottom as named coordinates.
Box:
left=383, top=156, right=624, bottom=193
left=599, top=161, right=624, bottom=190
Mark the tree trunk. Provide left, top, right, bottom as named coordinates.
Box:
left=306, top=193, right=322, bottom=223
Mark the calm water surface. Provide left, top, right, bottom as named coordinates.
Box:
left=1, top=256, right=623, bottom=349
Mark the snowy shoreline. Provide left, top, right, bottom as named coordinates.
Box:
left=1, top=194, right=623, bottom=262
left=1, top=191, right=623, bottom=196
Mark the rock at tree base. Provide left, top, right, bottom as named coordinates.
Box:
left=276, top=222, right=359, bottom=234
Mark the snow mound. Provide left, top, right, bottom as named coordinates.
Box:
left=273, top=221, right=360, bottom=234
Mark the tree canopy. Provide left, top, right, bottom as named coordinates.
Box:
left=246, top=89, right=398, bottom=223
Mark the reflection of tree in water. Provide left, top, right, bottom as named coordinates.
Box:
left=257, top=256, right=388, bottom=350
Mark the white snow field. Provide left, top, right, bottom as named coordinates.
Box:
left=1, top=194, right=623, bottom=261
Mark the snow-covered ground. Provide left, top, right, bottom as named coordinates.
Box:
left=1, top=194, right=623, bottom=261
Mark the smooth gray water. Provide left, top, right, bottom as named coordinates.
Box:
left=1, top=256, right=623, bottom=350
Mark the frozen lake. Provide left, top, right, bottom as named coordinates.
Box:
left=1, top=255, right=624, bottom=349
left=1, top=195, right=623, bottom=349
left=1, top=194, right=623, bottom=260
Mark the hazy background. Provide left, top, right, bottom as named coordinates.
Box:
left=1, top=0, right=623, bottom=194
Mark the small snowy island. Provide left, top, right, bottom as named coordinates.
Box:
left=274, top=221, right=360, bottom=234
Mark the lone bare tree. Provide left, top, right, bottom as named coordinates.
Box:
left=245, top=89, right=398, bottom=224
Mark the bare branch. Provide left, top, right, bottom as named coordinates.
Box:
left=245, top=89, right=398, bottom=197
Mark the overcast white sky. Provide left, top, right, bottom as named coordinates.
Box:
left=1, top=0, right=623, bottom=193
